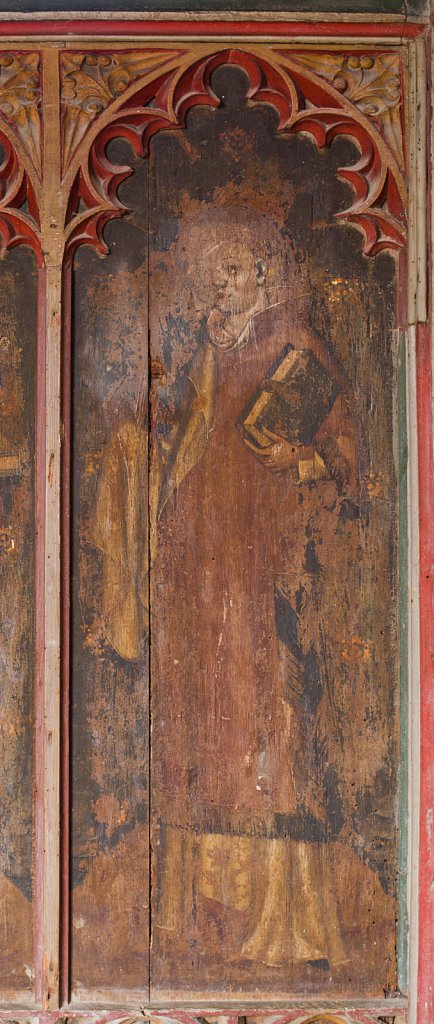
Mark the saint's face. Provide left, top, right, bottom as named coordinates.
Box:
left=208, top=241, right=262, bottom=315
left=185, top=237, right=266, bottom=318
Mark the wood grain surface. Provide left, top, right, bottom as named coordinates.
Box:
left=0, top=247, right=37, bottom=993
left=70, top=151, right=150, bottom=995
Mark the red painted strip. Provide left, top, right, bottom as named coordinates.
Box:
left=34, top=265, right=47, bottom=1007
left=0, top=18, right=425, bottom=38
left=417, top=321, right=434, bottom=1024
left=60, top=263, right=72, bottom=1007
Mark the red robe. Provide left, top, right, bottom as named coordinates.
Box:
left=152, top=298, right=358, bottom=835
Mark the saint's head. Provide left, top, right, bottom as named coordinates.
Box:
left=176, top=206, right=286, bottom=320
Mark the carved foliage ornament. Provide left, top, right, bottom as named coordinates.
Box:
left=0, top=52, right=42, bottom=263
left=62, top=45, right=406, bottom=262
left=61, top=49, right=188, bottom=172
left=0, top=52, right=41, bottom=174
left=291, top=51, right=403, bottom=170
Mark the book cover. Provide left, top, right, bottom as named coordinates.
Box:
left=238, top=343, right=339, bottom=448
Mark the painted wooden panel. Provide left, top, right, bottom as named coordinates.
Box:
left=0, top=247, right=36, bottom=995
left=148, top=65, right=400, bottom=999
left=67, top=55, right=402, bottom=1002
left=70, top=148, right=150, bottom=996
left=0, top=32, right=413, bottom=1013
left=0, top=17, right=428, bottom=1020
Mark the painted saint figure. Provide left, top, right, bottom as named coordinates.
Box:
left=92, top=206, right=395, bottom=978
left=151, top=207, right=360, bottom=969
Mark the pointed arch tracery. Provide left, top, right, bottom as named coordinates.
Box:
left=0, top=44, right=407, bottom=265
left=61, top=44, right=407, bottom=261
left=0, top=127, right=41, bottom=262
left=0, top=51, right=42, bottom=264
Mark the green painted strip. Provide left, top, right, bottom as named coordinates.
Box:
left=397, top=330, right=409, bottom=992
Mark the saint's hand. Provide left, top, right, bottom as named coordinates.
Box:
left=243, top=427, right=308, bottom=473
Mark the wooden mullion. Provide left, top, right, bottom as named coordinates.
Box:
left=60, top=262, right=72, bottom=1009
left=34, top=46, right=64, bottom=1011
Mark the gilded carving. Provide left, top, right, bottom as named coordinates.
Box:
left=0, top=52, right=41, bottom=173
left=291, top=52, right=403, bottom=167
left=61, top=49, right=183, bottom=172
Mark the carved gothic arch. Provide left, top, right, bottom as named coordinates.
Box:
left=0, top=44, right=408, bottom=265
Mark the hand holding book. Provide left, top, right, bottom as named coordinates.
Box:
left=244, top=426, right=314, bottom=474
left=238, top=343, right=339, bottom=477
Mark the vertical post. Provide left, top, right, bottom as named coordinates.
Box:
left=397, top=327, right=409, bottom=994
left=406, top=323, right=421, bottom=1024
left=34, top=46, right=64, bottom=1010
left=416, top=21, right=434, bottom=1024
left=416, top=323, right=434, bottom=1024
left=407, top=36, right=428, bottom=327
left=407, top=31, right=429, bottom=1024
left=60, top=262, right=72, bottom=1009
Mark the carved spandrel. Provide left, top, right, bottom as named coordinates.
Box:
left=0, top=55, right=42, bottom=263
left=289, top=51, right=403, bottom=169
left=0, top=52, right=41, bottom=175
left=60, top=49, right=185, bottom=173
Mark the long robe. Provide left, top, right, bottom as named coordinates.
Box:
left=151, top=298, right=361, bottom=968
left=152, top=298, right=358, bottom=835
left=92, top=298, right=396, bottom=971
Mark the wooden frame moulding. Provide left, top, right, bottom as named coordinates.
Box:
left=0, top=12, right=430, bottom=1024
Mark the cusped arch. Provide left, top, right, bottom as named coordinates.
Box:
left=63, top=44, right=406, bottom=262
left=0, top=124, right=42, bottom=264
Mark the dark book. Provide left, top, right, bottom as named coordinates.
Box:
left=238, top=343, right=339, bottom=448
